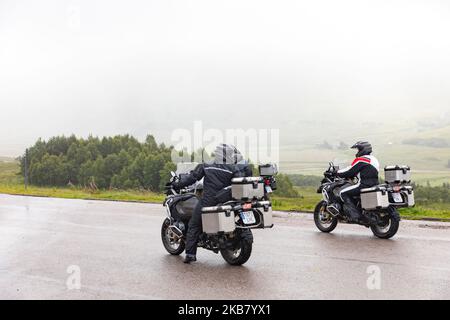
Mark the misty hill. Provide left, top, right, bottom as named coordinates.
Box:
left=0, top=156, right=16, bottom=162
left=280, top=123, right=450, bottom=186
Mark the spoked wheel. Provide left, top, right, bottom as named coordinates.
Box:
left=220, top=233, right=253, bottom=266
left=314, top=201, right=338, bottom=233
left=161, top=218, right=185, bottom=255
left=370, top=208, right=400, bottom=239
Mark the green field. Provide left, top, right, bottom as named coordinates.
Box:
left=0, top=160, right=22, bottom=184
left=0, top=160, right=448, bottom=220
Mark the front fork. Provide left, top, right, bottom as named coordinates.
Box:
left=321, top=187, right=331, bottom=204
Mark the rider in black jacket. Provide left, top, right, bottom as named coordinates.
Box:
left=172, top=144, right=252, bottom=264
left=336, top=141, right=380, bottom=223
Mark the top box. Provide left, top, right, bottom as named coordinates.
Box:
left=259, top=163, right=278, bottom=176
left=384, top=165, right=411, bottom=184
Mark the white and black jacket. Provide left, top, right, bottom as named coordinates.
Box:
left=337, top=155, right=380, bottom=187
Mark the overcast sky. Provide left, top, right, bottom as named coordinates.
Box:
left=1, top=0, right=449, bottom=156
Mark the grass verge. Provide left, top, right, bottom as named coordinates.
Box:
left=0, top=184, right=448, bottom=221
left=0, top=184, right=164, bottom=203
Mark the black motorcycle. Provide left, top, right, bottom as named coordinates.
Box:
left=161, top=170, right=276, bottom=265
left=314, top=162, right=401, bottom=239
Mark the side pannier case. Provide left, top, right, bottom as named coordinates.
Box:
left=360, top=185, right=390, bottom=210
left=385, top=165, right=411, bottom=184
left=401, top=185, right=415, bottom=207
left=201, top=205, right=236, bottom=234
left=231, top=177, right=264, bottom=201
left=253, top=201, right=274, bottom=228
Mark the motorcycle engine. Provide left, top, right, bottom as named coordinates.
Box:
left=175, top=221, right=186, bottom=234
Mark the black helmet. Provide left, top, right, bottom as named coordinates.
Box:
left=351, top=141, right=372, bottom=157
left=214, top=144, right=242, bottom=164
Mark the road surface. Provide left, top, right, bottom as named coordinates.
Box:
left=0, top=194, right=449, bottom=300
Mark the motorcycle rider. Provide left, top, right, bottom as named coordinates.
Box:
left=171, top=144, right=252, bottom=264
left=336, top=141, right=380, bottom=224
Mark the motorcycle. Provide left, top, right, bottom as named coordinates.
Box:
left=314, top=162, right=402, bottom=239
left=161, top=166, right=277, bottom=265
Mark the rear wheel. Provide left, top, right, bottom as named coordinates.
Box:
left=314, top=201, right=338, bottom=233
left=220, top=231, right=253, bottom=266
left=161, top=218, right=185, bottom=255
left=370, top=207, right=400, bottom=239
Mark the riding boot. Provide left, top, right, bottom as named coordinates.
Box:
left=184, top=254, right=197, bottom=264
left=342, top=197, right=361, bottom=223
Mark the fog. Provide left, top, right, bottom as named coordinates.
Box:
left=1, top=0, right=449, bottom=156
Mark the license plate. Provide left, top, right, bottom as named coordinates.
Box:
left=265, top=186, right=273, bottom=193
left=392, top=192, right=403, bottom=203
left=241, top=211, right=256, bottom=225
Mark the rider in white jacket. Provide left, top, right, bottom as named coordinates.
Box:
left=336, top=141, right=380, bottom=224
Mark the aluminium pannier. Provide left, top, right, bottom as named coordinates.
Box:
left=253, top=201, right=274, bottom=228
left=259, top=163, right=278, bottom=176
left=360, top=185, right=390, bottom=210
left=401, top=185, right=415, bottom=207
left=201, top=205, right=236, bottom=234
left=384, top=165, right=411, bottom=184
left=231, top=177, right=264, bottom=200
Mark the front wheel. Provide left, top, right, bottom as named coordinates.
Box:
left=314, top=201, right=338, bottom=233
left=161, top=218, right=185, bottom=255
left=370, top=207, right=400, bottom=239
left=220, top=232, right=253, bottom=266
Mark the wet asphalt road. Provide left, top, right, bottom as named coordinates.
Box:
left=0, top=194, right=449, bottom=300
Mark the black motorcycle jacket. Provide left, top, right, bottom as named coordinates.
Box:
left=174, top=162, right=252, bottom=206
left=336, top=155, right=380, bottom=187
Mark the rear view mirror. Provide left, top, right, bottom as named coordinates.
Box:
left=170, top=171, right=176, bottom=178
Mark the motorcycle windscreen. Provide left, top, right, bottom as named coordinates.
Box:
left=175, top=196, right=199, bottom=219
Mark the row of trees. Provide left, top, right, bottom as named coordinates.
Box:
left=316, top=141, right=350, bottom=150
left=413, top=183, right=450, bottom=204
left=20, top=135, right=175, bottom=191
left=273, top=174, right=299, bottom=198
left=19, top=134, right=300, bottom=197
